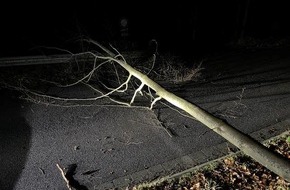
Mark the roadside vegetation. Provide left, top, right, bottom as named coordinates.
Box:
left=132, top=133, right=290, bottom=190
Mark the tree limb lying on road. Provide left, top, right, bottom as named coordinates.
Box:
left=92, top=41, right=290, bottom=181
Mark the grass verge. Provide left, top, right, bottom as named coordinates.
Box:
left=132, top=131, right=290, bottom=190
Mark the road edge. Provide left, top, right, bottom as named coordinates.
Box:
left=95, top=118, right=290, bottom=189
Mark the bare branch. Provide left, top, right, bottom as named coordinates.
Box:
left=56, top=164, right=72, bottom=190
left=82, top=82, right=130, bottom=106
left=130, top=82, right=145, bottom=105
left=150, top=96, right=162, bottom=110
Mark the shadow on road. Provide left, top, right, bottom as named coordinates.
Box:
left=0, top=89, right=31, bottom=189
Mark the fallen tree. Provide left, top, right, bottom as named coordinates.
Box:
left=90, top=41, right=290, bottom=181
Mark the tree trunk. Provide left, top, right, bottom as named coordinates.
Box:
left=109, top=55, right=290, bottom=182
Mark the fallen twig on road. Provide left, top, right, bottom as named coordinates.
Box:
left=56, top=163, right=72, bottom=190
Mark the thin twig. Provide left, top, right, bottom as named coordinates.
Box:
left=130, top=82, right=145, bottom=105
left=150, top=96, right=162, bottom=110
left=56, top=164, right=72, bottom=190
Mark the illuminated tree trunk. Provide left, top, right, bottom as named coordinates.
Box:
left=98, top=43, right=290, bottom=181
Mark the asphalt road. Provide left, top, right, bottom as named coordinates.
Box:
left=1, top=47, right=290, bottom=189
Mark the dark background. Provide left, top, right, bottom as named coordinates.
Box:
left=1, top=0, right=289, bottom=57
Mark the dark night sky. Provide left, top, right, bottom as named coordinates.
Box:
left=1, top=1, right=289, bottom=57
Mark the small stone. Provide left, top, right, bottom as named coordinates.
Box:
left=74, top=146, right=80, bottom=150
